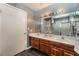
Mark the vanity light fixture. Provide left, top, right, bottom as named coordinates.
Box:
left=57, top=8, right=64, bottom=15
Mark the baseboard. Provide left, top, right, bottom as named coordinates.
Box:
left=26, top=46, right=32, bottom=50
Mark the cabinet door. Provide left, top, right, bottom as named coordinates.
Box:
left=51, top=46, right=64, bottom=56
left=40, top=43, right=50, bottom=55
left=31, top=41, right=39, bottom=49
left=31, top=37, right=39, bottom=49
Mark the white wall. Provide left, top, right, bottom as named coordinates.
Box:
left=8, top=3, right=35, bottom=32
left=0, top=4, right=27, bottom=56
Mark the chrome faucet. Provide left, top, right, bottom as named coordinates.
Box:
left=61, top=36, right=64, bottom=39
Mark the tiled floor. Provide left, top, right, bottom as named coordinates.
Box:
left=15, top=48, right=48, bottom=56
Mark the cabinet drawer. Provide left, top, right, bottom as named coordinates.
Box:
left=40, top=42, right=50, bottom=46
left=31, top=39, right=39, bottom=43
left=31, top=37, right=39, bottom=42
left=40, top=39, right=49, bottom=44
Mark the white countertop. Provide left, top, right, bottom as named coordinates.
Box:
left=29, top=33, right=79, bottom=54
left=29, top=33, right=76, bottom=45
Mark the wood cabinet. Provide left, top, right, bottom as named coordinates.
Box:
left=50, top=41, right=77, bottom=56
left=29, top=36, right=78, bottom=56
left=30, top=37, right=39, bottom=50
left=64, top=50, right=74, bottom=56
left=63, top=49, right=77, bottom=56
left=50, top=46, right=64, bottom=56
left=40, top=39, right=51, bottom=55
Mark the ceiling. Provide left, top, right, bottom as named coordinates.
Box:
left=23, top=3, right=52, bottom=11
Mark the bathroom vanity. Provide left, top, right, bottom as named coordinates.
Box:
left=29, top=33, right=79, bottom=56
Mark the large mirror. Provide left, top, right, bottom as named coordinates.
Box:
left=40, top=3, right=79, bottom=36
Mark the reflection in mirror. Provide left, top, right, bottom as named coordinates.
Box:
left=40, top=4, right=79, bottom=36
